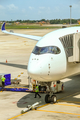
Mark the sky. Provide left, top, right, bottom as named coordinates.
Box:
left=0, top=0, right=80, bottom=21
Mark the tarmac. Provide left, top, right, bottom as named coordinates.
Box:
left=0, top=28, right=80, bottom=120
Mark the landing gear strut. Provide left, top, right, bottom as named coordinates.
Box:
left=45, top=82, right=57, bottom=103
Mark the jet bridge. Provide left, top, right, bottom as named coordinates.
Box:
left=59, top=33, right=80, bottom=63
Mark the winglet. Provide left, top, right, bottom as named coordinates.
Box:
left=1, top=22, right=6, bottom=31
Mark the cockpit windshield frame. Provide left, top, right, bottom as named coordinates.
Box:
left=32, top=46, right=61, bottom=55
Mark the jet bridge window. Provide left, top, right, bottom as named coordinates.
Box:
left=32, top=46, right=61, bottom=55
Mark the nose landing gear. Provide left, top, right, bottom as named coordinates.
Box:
left=45, top=82, right=57, bottom=103
left=45, top=94, right=57, bottom=103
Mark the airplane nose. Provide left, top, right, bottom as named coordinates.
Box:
left=28, top=58, right=44, bottom=75
left=27, top=55, right=55, bottom=81
left=28, top=65, right=41, bottom=75
left=27, top=54, right=55, bottom=81
left=27, top=54, right=50, bottom=80
left=27, top=53, right=66, bottom=81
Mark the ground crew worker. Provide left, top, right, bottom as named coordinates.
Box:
left=1, top=75, right=6, bottom=91
left=34, top=85, right=41, bottom=98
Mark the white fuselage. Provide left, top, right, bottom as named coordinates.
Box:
left=2, top=23, right=80, bottom=82
left=28, top=27, right=80, bottom=82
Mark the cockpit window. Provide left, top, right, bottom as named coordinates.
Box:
left=32, top=46, right=61, bottom=55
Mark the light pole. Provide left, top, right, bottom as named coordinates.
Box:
left=69, top=5, right=72, bottom=25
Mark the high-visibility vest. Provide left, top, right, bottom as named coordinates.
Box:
left=35, top=86, right=39, bottom=92
left=1, top=77, right=6, bottom=82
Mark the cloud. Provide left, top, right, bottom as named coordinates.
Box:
left=29, top=6, right=34, bottom=10
left=22, top=9, right=26, bottom=13
left=48, top=7, right=50, bottom=10
left=0, top=5, right=5, bottom=10
left=7, top=4, right=18, bottom=11
left=72, top=3, right=79, bottom=9
left=38, top=7, right=45, bottom=14
left=38, top=7, right=51, bottom=14
left=39, top=7, right=45, bottom=9
left=38, top=10, right=42, bottom=14
left=55, top=7, right=60, bottom=12
left=72, top=0, right=80, bottom=9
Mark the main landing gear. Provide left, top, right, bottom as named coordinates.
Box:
left=45, top=82, right=57, bottom=103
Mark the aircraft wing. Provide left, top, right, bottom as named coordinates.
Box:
left=1, top=23, right=42, bottom=41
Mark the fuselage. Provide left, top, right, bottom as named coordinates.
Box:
left=28, top=27, right=80, bottom=82
left=2, top=23, right=80, bottom=82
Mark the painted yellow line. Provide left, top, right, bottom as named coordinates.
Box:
left=54, top=103, right=80, bottom=107
left=5, top=86, right=28, bottom=89
left=8, top=103, right=49, bottom=120
left=57, top=100, right=80, bottom=104
left=21, top=72, right=24, bottom=74
left=78, top=116, right=80, bottom=118
left=36, top=109, right=80, bottom=116
left=18, top=75, right=21, bottom=77
left=8, top=92, right=80, bottom=120
left=58, top=91, right=80, bottom=101
left=37, top=103, right=50, bottom=109
left=8, top=112, right=27, bottom=120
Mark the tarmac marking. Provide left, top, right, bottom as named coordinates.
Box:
left=58, top=91, right=80, bottom=101
left=54, top=103, right=80, bottom=107
left=7, top=86, right=28, bottom=89
left=18, top=75, right=21, bottom=77
left=8, top=92, right=80, bottom=120
left=12, top=101, right=17, bottom=104
left=37, top=103, right=50, bottom=109
left=57, top=100, right=80, bottom=104
left=12, top=101, right=28, bottom=104
left=8, top=103, right=49, bottom=120
left=8, top=112, right=27, bottom=120
left=36, top=109, right=80, bottom=116
left=8, top=102, right=79, bottom=120
left=21, top=72, right=24, bottom=74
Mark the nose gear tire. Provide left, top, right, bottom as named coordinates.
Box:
left=45, top=94, right=57, bottom=103
left=51, top=95, right=57, bottom=103
left=45, top=94, right=50, bottom=103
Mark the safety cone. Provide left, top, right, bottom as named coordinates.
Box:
left=6, top=60, right=7, bottom=63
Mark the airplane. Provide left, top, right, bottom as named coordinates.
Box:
left=1, top=22, right=80, bottom=103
